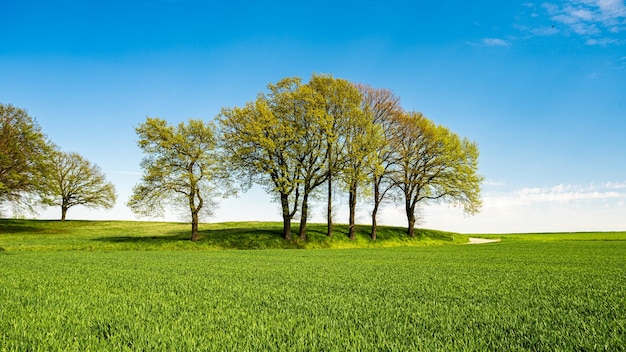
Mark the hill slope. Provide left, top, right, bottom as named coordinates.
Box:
left=0, top=219, right=464, bottom=251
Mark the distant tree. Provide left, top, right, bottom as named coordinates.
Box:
left=390, top=111, right=483, bottom=237
left=0, top=103, right=54, bottom=213
left=128, top=118, right=223, bottom=241
left=43, top=150, right=116, bottom=220
left=356, top=84, right=403, bottom=240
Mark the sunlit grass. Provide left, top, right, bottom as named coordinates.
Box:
left=467, top=231, right=626, bottom=242
left=0, top=240, right=624, bottom=350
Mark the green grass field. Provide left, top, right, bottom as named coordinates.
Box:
left=1, top=219, right=625, bottom=350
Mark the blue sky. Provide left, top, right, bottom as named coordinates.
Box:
left=1, top=0, right=625, bottom=233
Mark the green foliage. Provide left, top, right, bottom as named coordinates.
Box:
left=0, top=103, right=54, bottom=212
left=356, top=84, right=403, bottom=240
left=218, top=76, right=335, bottom=240
left=218, top=77, right=485, bottom=240
left=43, top=150, right=116, bottom=220
left=0, top=233, right=624, bottom=350
left=391, top=111, right=484, bottom=237
left=128, top=117, right=223, bottom=241
left=308, top=75, right=384, bottom=239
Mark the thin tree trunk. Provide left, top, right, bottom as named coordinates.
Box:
left=280, top=193, right=292, bottom=241
left=371, top=180, right=380, bottom=240
left=327, top=176, right=333, bottom=238
left=299, top=192, right=309, bottom=241
left=348, top=184, right=357, bottom=240
left=371, top=204, right=378, bottom=241
left=61, top=206, right=68, bottom=221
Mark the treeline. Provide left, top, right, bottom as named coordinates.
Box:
left=1, top=74, right=482, bottom=241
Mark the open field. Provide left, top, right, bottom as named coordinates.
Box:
left=1, top=219, right=625, bottom=350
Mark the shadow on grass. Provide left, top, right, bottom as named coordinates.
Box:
left=93, top=227, right=289, bottom=249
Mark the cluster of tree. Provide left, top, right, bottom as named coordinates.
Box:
left=1, top=104, right=117, bottom=220
left=127, top=74, right=483, bottom=241
left=2, top=74, right=482, bottom=241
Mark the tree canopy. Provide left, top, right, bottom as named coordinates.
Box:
left=43, top=150, right=117, bottom=221
left=0, top=104, right=53, bottom=213
left=128, top=117, right=223, bottom=241
left=390, top=111, right=483, bottom=237
left=219, top=75, right=483, bottom=240
left=218, top=77, right=317, bottom=240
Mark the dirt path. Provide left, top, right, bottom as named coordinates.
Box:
left=467, top=237, right=501, bottom=244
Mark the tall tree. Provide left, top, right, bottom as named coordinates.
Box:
left=307, top=74, right=364, bottom=238
left=128, top=118, right=222, bottom=241
left=391, top=111, right=483, bottom=237
left=356, top=84, right=403, bottom=240
left=293, top=81, right=334, bottom=241
left=219, top=76, right=337, bottom=241
left=339, top=111, right=383, bottom=240
left=0, top=104, right=53, bottom=213
left=218, top=78, right=305, bottom=240
left=43, top=150, right=116, bottom=220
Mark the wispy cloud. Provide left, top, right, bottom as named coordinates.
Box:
left=484, top=179, right=506, bottom=187
left=485, top=181, right=626, bottom=208
left=482, top=38, right=511, bottom=47
left=520, top=0, right=626, bottom=44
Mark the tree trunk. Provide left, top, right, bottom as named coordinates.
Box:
left=371, top=204, right=378, bottom=241
left=348, top=184, right=357, bottom=240
left=280, top=193, right=292, bottom=241
left=191, top=210, right=199, bottom=242
left=61, top=205, right=68, bottom=221
left=371, top=180, right=380, bottom=241
left=283, top=216, right=292, bottom=241
left=299, top=192, right=309, bottom=241
left=327, top=176, right=333, bottom=238
left=406, top=203, right=416, bottom=238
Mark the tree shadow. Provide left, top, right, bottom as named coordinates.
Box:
left=0, top=219, right=49, bottom=234
left=92, top=226, right=288, bottom=249
left=94, top=233, right=189, bottom=243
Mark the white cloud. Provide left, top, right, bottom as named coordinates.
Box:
left=411, top=181, right=626, bottom=233
left=488, top=182, right=626, bottom=208
left=586, top=37, right=620, bottom=44
left=482, top=38, right=511, bottom=46
left=484, top=179, right=506, bottom=187
left=522, top=0, right=626, bottom=44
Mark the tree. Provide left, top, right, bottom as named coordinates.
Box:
left=339, top=111, right=383, bottom=240
left=218, top=77, right=333, bottom=241
left=356, top=84, right=403, bottom=240
left=307, top=74, right=365, bottom=238
left=291, top=81, right=334, bottom=241
left=43, top=150, right=116, bottom=220
left=128, top=117, right=222, bottom=241
left=218, top=79, right=302, bottom=240
left=0, top=103, right=53, bottom=213
left=390, top=111, right=483, bottom=237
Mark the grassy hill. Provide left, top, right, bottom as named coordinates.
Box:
left=0, top=219, right=465, bottom=251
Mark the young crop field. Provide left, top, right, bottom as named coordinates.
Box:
left=0, top=220, right=625, bottom=350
